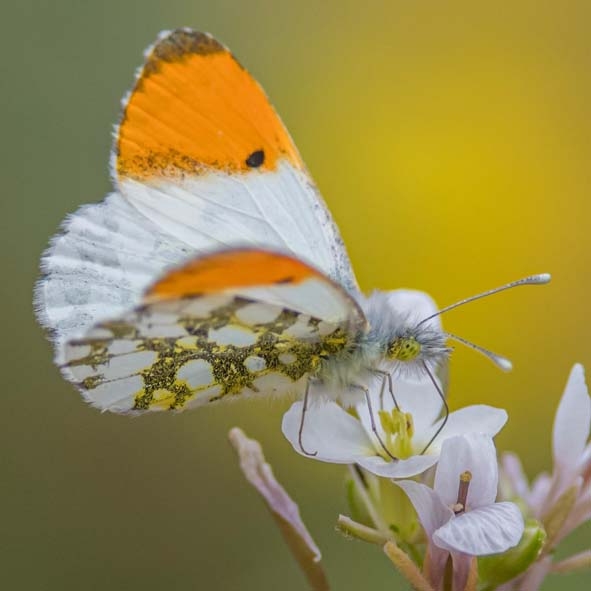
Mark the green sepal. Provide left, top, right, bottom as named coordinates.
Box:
left=478, top=519, right=546, bottom=588
left=377, top=478, right=421, bottom=543
left=345, top=476, right=374, bottom=528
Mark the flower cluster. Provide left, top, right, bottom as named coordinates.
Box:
left=282, top=380, right=526, bottom=591
left=497, top=364, right=591, bottom=590
left=230, top=311, right=590, bottom=591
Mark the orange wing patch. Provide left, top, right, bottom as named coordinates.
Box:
left=115, top=29, right=303, bottom=181
left=146, top=249, right=320, bottom=300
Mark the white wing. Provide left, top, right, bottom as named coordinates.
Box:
left=35, top=192, right=191, bottom=359
left=118, top=162, right=355, bottom=292
left=36, top=29, right=358, bottom=363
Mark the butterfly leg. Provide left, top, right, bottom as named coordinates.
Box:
left=373, top=369, right=400, bottom=411
left=352, top=385, right=398, bottom=461
left=298, top=378, right=318, bottom=457
left=418, top=361, right=449, bottom=455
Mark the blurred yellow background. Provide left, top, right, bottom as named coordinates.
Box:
left=5, top=1, right=590, bottom=589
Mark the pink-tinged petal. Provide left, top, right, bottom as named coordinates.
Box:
left=395, top=480, right=454, bottom=537
left=433, top=502, right=524, bottom=555
left=519, top=555, right=552, bottom=591
left=556, top=486, right=591, bottom=543
left=357, top=454, right=439, bottom=478
left=228, top=427, right=328, bottom=590
left=528, top=472, right=552, bottom=517
left=419, top=405, right=508, bottom=453
left=282, top=401, right=374, bottom=463
left=501, top=452, right=530, bottom=500
left=553, top=364, right=591, bottom=475
left=451, top=552, right=475, bottom=591
left=434, top=434, right=499, bottom=509
left=424, top=542, right=450, bottom=589
left=578, top=442, right=591, bottom=480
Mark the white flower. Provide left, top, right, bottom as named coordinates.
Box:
left=502, top=364, right=591, bottom=539
left=397, top=433, right=524, bottom=590
left=282, top=377, right=507, bottom=478
left=546, top=363, right=591, bottom=539
left=498, top=364, right=591, bottom=591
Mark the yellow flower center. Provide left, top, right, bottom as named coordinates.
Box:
left=378, top=409, right=415, bottom=459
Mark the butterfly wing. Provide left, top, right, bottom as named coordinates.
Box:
left=63, top=249, right=367, bottom=413
left=35, top=192, right=194, bottom=360
left=114, top=28, right=357, bottom=293
left=36, top=29, right=358, bottom=355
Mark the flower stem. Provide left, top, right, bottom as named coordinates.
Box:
left=383, top=541, right=435, bottom=591
left=336, top=514, right=390, bottom=545
left=552, top=550, right=591, bottom=573
left=347, top=465, right=389, bottom=533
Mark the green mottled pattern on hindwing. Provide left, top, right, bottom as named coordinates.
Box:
left=66, top=297, right=351, bottom=410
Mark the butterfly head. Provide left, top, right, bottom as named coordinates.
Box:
left=387, top=335, right=421, bottom=362
left=385, top=323, right=451, bottom=372
left=360, top=289, right=450, bottom=377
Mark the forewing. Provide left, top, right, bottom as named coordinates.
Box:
left=63, top=250, right=367, bottom=413
left=114, top=28, right=358, bottom=294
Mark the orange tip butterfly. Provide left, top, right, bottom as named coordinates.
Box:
left=35, top=30, right=550, bottom=447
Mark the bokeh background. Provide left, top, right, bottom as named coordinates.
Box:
left=5, top=1, right=590, bottom=589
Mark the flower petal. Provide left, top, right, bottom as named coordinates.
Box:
left=424, top=543, right=450, bottom=590
left=500, top=452, right=530, bottom=500
left=228, top=428, right=323, bottom=564
left=419, top=405, right=507, bottom=453
left=433, top=502, right=524, bottom=555
left=553, top=364, right=591, bottom=475
left=282, top=401, right=374, bottom=463
left=451, top=553, right=476, bottom=591
left=392, top=379, right=445, bottom=436
left=579, top=442, right=591, bottom=477
left=396, top=480, right=454, bottom=537
left=557, top=485, right=591, bottom=543
left=528, top=472, right=552, bottom=517
left=385, top=289, right=441, bottom=331
left=355, top=377, right=444, bottom=445
left=357, top=454, right=439, bottom=478
left=519, top=555, right=552, bottom=591
left=434, top=433, right=498, bottom=509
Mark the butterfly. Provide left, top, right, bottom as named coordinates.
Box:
left=35, top=29, right=549, bottom=455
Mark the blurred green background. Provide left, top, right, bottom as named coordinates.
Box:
left=5, top=1, right=590, bottom=589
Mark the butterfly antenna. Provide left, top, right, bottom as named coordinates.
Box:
left=446, top=332, right=513, bottom=371
left=416, top=273, right=551, bottom=328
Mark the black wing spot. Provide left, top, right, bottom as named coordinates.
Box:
left=245, top=149, right=265, bottom=168
left=275, top=276, right=295, bottom=284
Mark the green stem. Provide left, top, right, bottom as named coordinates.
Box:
left=347, top=465, right=389, bottom=533
left=337, top=514, right=391, bottom=545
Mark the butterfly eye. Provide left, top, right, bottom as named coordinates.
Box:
left=387, top=336, right=421, bottom=362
